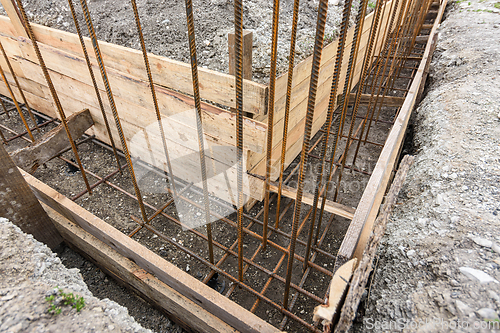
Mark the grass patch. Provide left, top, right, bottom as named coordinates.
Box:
left=46, top=287, right=85, bottom=315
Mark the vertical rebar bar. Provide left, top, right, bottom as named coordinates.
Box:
left=283, top=0, right=329, bottom=310
left=14, top=0, right=92, bottom=194
left=79, top=0, right=153, bottom=214
left=184, top=0, right=215, bottom=264
left=262, top=0, right=280, bottom=250
left=66, top=0, right=122, bottom=172
left=274, top=0, right=300, bottom=229
left=302, top=0, right=354, bottom=271
left=233, top=0, right=245, bottom=281
left=129, top=0, right=179, bottom=201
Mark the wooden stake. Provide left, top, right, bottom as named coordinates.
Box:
left=0, top=142, right=62, bottom=248
left=228, top=30, right=253, bottom=81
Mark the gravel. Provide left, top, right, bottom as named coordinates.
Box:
left=5, top=0, right=362, bottom=83
left=354, top=0, right=500, bottom=331
left=0, top=217, right=152, bottom=333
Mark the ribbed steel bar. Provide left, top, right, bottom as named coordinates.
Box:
left=279, top=212, right=336, bottom=330
left=0, top=63, right=34, bottom=142
left=79, top=0, right=149, bottom=213
left=283, top=0, right=329, bottom=310
left=362, top=0, right=404, bottom=144
left=313, top=119, right=365, bottom=246
left=350, top=0, right=391, bottom=167
left=14, top=0, right=92, bottom=194
left=331, top=0, right=370, bottom=203
left=332, top=0, right=375, bottom=201
left=0, top=40, right=39, bottom=132
left=184, top=0, right=215, bottom=264
left=313, top=0, right=388, bottom=241
left=233, top=0, right=245, bottom=280
left=67, top=0, right=122, bottom=172
left=0, top=96, right=10, bottom=118
left=129, top=0, right=179, bottom=203
left=262, top=0, right=280, bottom=249
left=274, top=0, right=300, bottom=229
left=129, top=219, right=322, bottom=333
left=369, top=0, right=418, bottom=128
left=384, top=0, right=429, bottom=98
left=302, top=0, right=354, bottom=271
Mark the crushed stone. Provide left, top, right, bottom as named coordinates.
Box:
left=0, top=217, right=152, bottom=333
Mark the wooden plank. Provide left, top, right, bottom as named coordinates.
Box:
left=15, top=38, right=267, bottom=153
left=268, top=183, right=355, bottom=220
left=344, top=93, right=406, bottom=107
left=0, top=0, right=27, bottom=38
left=313, top=258, right=357, bottom=327
left=415, top=35, right=429, bottom=43
left=10, top=108, right=94, bottom=173
left=0, top=15, right=267, bottom=115
left=335, top=0, right=448, bottom=267
left=0, top=142, right=62, bottom=248
left=228, top=30, right=253, bottom=80
left=0, top=55, right=265, bottom=202
left=20, top=170, right=280, bottom=333
left=0, top=12, right=18, bottom=37
left=42, top=202, right=239, bottom=333
left=334, top=155, right=414, bottom=333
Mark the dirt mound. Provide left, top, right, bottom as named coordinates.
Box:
left=355, top=1, right=500, bottom=331
left=0, top=217, right=151, bottom=333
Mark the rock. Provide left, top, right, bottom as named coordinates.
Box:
left=407, top=250, right=416, bottom=257
left=488, top=290, right=500, bottom=302
left=459, top=267, right=499, bottom=284
left=455, top=300, right=473, bottom=317
left=470, top=236, right=493, bottom=248
left=492, top=242, right=500, bottom=254
left=477, top=308, right=499, bottom=321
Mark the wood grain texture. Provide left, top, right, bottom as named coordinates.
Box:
left=10, top=108, right=93, bottom=173
left=0, top=15, right=267, bottom=114
left=0, top=142, right=62, bottom=248
left=42, top=202, right=239, bottom=333
left=334, top=155, right=414, bottom=333
left=0, top=0, right=27, bottom=38
left=21, top=170, right=281, bottom=333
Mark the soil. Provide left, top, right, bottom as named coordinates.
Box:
left=4, top=0, right=362, bottom=83
left=353, top=1, right=500, bottom=332
left=0, top=217, right=154, bottom=333
left=3, top=0, right=497, bottom=332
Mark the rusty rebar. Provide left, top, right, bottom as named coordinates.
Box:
left=283, top=0, right=329, bottom=310
left=14, top=0, right=92, bottom=194
left=67, top=0, right=122, bottom=172
left=184, top=0, right=215, bottom=264
left=274, top=0, right=300, bottom=229
left=262, top=0, right=280, bottom=250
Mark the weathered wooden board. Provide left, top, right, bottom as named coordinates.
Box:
left=10, top=108, right=93, bottom=173
left=42, top=202, right=240, bottom=333
left=0, top=15, right=267, bottom=115
left=21, top=170, right=281, bottom=333
left=15, top=37, right=266, bottom=153
left=0, top=142, right=62, bottom=248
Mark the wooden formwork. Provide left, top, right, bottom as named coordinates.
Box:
left=0, top=0, right=396, bottom=205
left=0, top=0, right=447, bottom=330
